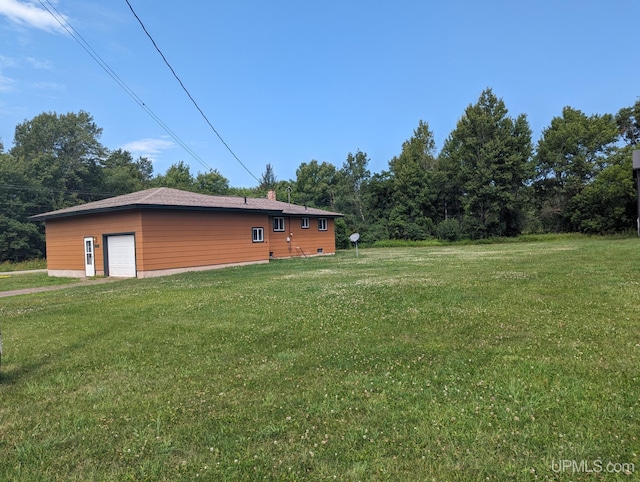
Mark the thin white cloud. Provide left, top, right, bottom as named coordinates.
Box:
left=0, top=55, right=17, bottom=69
left=30, top=80, right=64, bottom=91
left=0, top=55, right=56, bottom=93
left=122, top=138, right=175, bottom=160
left=0, top=0, right=67, bottom=33
left=25, top=56, right=53, bottom=69
left=0, top=74, right=15, bottom=92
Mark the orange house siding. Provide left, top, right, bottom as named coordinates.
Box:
left=267, top=216, right=335, bottom=258
left=138, top=210, right=269, bottom=272
left=45, top=211, right=142, bottom=276
left=43, top=209, right=336, bottom=278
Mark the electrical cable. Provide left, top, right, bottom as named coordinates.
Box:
left=123, top=0, right=260, bottom=183
left=37, top=0, right=216, bottom=174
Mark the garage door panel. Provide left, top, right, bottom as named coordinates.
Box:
left=107, top=235, right=136, bottom=277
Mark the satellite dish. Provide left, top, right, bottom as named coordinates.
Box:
left=349, top=233, right=360, bottom=257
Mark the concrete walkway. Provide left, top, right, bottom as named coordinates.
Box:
left=0, top=269, right=48, bottom=275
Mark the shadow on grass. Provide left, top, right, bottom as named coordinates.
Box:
left=0, top=358, right=52, bottom=385
left=0, top=333, right=106, bottom=386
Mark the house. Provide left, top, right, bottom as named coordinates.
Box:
left=30, top=187, right=342, bottom=279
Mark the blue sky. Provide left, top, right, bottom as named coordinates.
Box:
left=1, top=0, right=639, bottom=187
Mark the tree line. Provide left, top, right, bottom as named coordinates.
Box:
left=1, top=88, right=639, bottom=262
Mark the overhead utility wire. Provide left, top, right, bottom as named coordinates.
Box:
left=38, top=0, right=215, bottom=174
left=124, top=0, right=260, bottom=183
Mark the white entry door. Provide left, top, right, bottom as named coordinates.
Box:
left=107, top=235, right=136, bottom=277
left=84, top=237, right=95, bottom=277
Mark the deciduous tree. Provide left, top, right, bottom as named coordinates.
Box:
left=293, top=160, right=337, bottom=208
left=195, top=169, right=230, bottom=195
left=0, top=151, right=44, bottom=261
left=533, top=106, right=618, bottom=231
left=10, top=111, right=107, bottom=208
left=153, top=161, right=196, bottom=191
left=616, top=99, right=640, bottom=146
left=567, top=145, right=636, bottom=233
left=101, top=149, right=153, bottom=195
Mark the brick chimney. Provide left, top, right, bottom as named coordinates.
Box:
left=267, top=190, right=276, bottom=201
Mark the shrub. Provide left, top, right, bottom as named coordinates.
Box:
left=435, top=218, right=463, bottom=241
left=334, top=218, right=349, bottom=249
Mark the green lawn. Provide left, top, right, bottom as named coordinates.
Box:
left=0, top=273, right=78, bottom=292
left=0, top=259, right=47, bottom=272
left=1, top=238, right=638, bottom=481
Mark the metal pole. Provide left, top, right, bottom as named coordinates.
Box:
left=637, top=174, right=640, bottom=237
left=633, top=151, right=640, bottom=237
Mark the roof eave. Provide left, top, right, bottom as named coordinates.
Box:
left=30, top=204, right=342, bottom=221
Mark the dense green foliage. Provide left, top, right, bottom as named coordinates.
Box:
left=1, top=237, right=639, bottom=480
left=1, top=95, right=639, bottom=262
left=0, top=112, right=229, bottom=262
left=387, top=120, right=438, bottom=240
left=532, top=107, right=620, bottom=232
left=440, top=89, right=533, bottom=238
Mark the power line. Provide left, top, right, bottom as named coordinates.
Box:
left=124, top=0, right=260, bottom=183
left=37, top=0, right=215, bottom=174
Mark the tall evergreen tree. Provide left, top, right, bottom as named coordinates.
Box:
left=259, top=163, right=278, bottom=191
left=361, top=171, right=393, bottom=242
left=439, top=89, right=532, bottom=237
left=335, top=150, right=371, bottom=226
left=388, top=120, right=438, bottom=240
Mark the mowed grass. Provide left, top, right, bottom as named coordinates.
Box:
left=1, top=238, right=639, bottom=481
left=0, top=259, right=47, bottom=272
left=0, top=273, right=78, bottom=292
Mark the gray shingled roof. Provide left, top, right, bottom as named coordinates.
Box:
left=30, top=187, right=343, bottom=221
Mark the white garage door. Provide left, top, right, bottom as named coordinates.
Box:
left=107, top=235, right=136, bottom=277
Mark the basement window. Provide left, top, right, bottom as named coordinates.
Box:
left=273, top=217, right=285, bottom=232
left=318, top=218, right=327, bottom=231
left=301, top=217, right=310, bottom=229
left=252, top=227, right=264, bottom=243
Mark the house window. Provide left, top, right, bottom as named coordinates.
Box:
left=252, top=227, right=264, bottom=243
left=318, top=218, right=327, bottom=231
left=273, top=217, right=285, bottom=232
left=301, top=217, right=310, bottom=229
left=317, top=248, right=324, bottom=254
